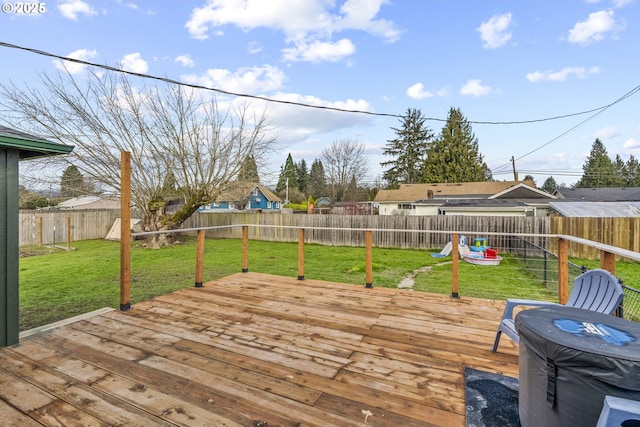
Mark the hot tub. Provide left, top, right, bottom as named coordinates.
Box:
left=515, top=305, right=640, bottom=427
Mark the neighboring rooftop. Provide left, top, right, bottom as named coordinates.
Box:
left=217, top=181, right=282, bottom=202
left=553, top=187, right=640, bottom=202
left=55, top=195, right=120, bottom=210
left=375, top=180, right=538, bottom=203
left=549, top=201, right=640, bottom=217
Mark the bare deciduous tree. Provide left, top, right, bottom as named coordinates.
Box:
left=0, top=68, right=276, bottom=247
left=320, top=139, right=369, bottom=202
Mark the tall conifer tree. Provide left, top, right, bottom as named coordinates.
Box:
left=576, top=139, right=623, bottom=187
left=381, top=108, right=433, bottom=188
left=421, top=107, right=491, bottom=183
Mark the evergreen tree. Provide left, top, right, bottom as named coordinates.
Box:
left=276, top=153, right=299, bottom=199
left=296, top=159, right=309, bottom=194
left=421, top=107, right=492, bottom=183
left=161, top=170, right=177, bottom=195
left=308, top=159, right=326, bottom=199
left=238, top=154, right=259, bottom=182
left=625, top=155, right=640, bottom=186
left=60, top=164, right=85, bottom=198
left=614, top=154, right=626, bottom=184
left=381, top=108, right=434, bottom=188
left=541, top=176, right=558, bottom=193
left=576, top=139, right=623, bottom=187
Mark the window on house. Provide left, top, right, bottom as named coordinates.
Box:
left=398, top=204, right=415, bottom=210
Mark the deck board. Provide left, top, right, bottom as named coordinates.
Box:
left=2, top=272, right=519, bottom=426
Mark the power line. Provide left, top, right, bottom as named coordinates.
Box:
left=1, top=40, right=637, bottom=127
left=492, top=83, right=640, bottom=174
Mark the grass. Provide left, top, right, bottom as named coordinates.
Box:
left=18, top=238, right=640, bottom=331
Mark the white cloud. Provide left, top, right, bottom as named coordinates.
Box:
left=406, top=83, right=448, bottom=100
left=594, top=126, right=620, bottom=139
left=259, top=92, right=374, bottom=143
left=58, top=0, right=97, bottom=20
left=477, top=13, right=513, bottom=49
left=613, top=0, right=635, bottom=8
left=582, top=0, right=635, bottom=8
left=181, top=65, right=286, bottom=94
left=175, top=54, right=195, bottom=68
left=282, top=39, right=356, bottom=63
left=54, top=49, right=98, bottom=74
left=248, top=41, right=263, bottom=54
left=526, top=66, right=601, bottom=82
left=185, top=0, right=401, bottom=63
left=120, top=53, right=148, bottom=74
left=623, top=138, right=640, bottom=151
left=568, top=10, right=622, bottom=45
left=459, top=79, right=492, bottom=97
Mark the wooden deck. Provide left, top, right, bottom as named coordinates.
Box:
left=0, top=272, right=519, bottom=427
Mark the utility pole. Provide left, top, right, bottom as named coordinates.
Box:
left=511, top=156, right=519, bottom=181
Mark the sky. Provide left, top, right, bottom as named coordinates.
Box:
left=2, top=0, right=640, bottom=189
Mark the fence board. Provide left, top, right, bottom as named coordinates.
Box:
left=20, top=211, right=640, bottom=261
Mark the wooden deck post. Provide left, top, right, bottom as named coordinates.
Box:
left=195, top=229, right=205, bottom=287
left=242, top=225, right=249, bottom=273
left=120, top=151, right=131, bottom=311
left=365, top=230, right=373, bottom=288
left=451, top=233, right=459, bottom=298
left=66, top=216, right=72, bottom=251
left=298, top=228, right=305, bottom=280
left=600, top=250, right=616, bottom=276
left=558, top=237, right=569, bottom=304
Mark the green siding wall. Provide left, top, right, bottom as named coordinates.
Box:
left=0, top=149, right=19, bottom=347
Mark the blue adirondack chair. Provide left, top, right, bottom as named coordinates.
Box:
left=491, top=268, right=624, bottom=352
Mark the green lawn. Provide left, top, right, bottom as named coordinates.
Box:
left=18, top=238, right=639, bottom=331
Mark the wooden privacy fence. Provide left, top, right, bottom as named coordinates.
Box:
left=184, top=213, right=552, bottom=251
left=18, top=210, right=640, bottom=258
left=18, top=210, right=121, bottom=247
left=551, top=216, right=640, bottom=258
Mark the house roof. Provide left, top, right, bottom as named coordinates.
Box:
left=553, top=187, right=640, bottom=202
left=549, top=201, right=640, bottom=217
left=374, top=180, right=536, bottom=203
left=56, top=195, right=120, bottom=210
left=217, top=182, right=282, bottom=203
left=0, top=126, right=74, bottom=159
left=489, top=183, right=556, bottom=200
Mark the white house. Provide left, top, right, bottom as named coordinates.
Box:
left=374, top=181, right=556, bottom=217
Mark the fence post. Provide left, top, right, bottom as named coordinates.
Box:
left=451, top=233, right=459, bottom=298
left=557, top=237, right=569, bottom=304
left=38, top=217, right=43, bottom=247
left=600, top=249, right=616, bottom=276
left=298, top=228, right=305, bottom=280
left=66, top=216, right=71, bottom=251
left=195, top=229, right=205, bottom=287
left=365, top=230, right=373, bottom=288
left=242, top=225, right=249, bottom=273
left=120, top=150, right=131, bottom=311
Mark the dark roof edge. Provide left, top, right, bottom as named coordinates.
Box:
left=0, top=127, right=74, bottom=159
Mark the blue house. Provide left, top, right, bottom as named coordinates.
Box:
left=198, top=182, right=283, bottom=213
